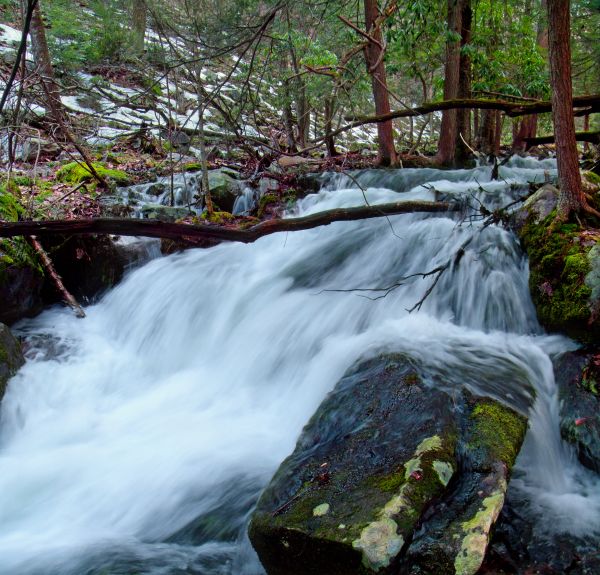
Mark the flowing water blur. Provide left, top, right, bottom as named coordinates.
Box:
left=1, top=157, right=598, bottom=574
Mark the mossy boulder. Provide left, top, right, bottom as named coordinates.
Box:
left=248, top=355, right=527, bottom=575
left=515, top=187, right=600, bottom=341
left=0, top=323, right=24, bottom=400
left=56, top=161, right=131, bottom=186
left=207, top=169, right=242, bottom=213
left=140, top=204, right=190, bottom=221
left=554, top=350, right=600, bottom=473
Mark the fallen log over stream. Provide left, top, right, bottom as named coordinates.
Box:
left=0, top=200, right=460, bottom=243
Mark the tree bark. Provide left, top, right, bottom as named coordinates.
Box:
left=455, top=0, right=472, bottom=164
left=364, top=0, right=397, bottom=166
left=437, top=0, right=463, bottom=166
left=547, top=0, right=588, bottom=218
left=29, top=1, right=106, bottom=186
left=0, top=201, right=459, bottom=244
left=131, top=0, right=146, bottom=54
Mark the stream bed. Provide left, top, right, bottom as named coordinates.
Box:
left=1, top=157, right=599, bottom=574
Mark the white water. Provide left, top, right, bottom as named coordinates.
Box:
left=1, top=158, right=599, bottom=574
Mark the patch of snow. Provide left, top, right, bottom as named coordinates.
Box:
left=0, top=24, right=22, bottom=44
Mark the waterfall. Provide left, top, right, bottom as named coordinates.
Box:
left=1, top=157, right=598, bottom=574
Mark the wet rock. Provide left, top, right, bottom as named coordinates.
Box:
left=0, top=322, right=24, bottom=400
left=554, top=350, right=600, bottom=473
left=249, top=355, right=527, bottom=575
left=510, top=184, right=558, bottom=233
left=140, top=204, right=191, bottom=221
left=208, top=169, right=242, bottom=212
left=40, top=235, right=126, bottom=304
left=405, top=397, right=527, bottom=575
left=484, top=488, right=600, bottom=574
left=0, top=263, right=45, bottom=325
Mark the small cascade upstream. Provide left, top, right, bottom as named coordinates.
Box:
left=1, top=157, right=599, bottom=574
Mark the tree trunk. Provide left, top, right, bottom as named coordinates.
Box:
left=364, top=0, right=397, bottom=166
left=455, top=0, right=472, bottom=164
left=437, top=0, right=463, bottom=166
left=29, top=1, right=106, bottom=186
left=324, top=95, right=338, bottom=157
left=131, top=0, right=146, bottom=54
left=29, top=1, right=65, bottom=131
left=547, top=0, right=587, bottom=219
left=512, top=0, right=547, bottom=152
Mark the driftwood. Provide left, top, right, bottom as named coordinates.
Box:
left=524, top=130, right=600, bottom=146
left=0, top=201, right=459, bottom=244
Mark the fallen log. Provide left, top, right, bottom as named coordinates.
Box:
left=319, top=94, right=600, bottom=145
left=0, top=200, right=459, bottom=244
left=524, top=130, right=600, bottom=146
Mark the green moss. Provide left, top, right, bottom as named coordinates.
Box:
left=520, top=212, right=594, bottom=332
left=454, top=483, right=507, bottom=575
left=258, top=193, right=278, bottom=218
left=56, top=161, right=131, bottom=186
left=582, top=377, right=598, bottom=395
left=583, top=171, right=600, bottom=186
left=469, top=400, right=527, bottom=467
left=371, top=471, right=405, bottom=493
left=201, top=210, right=234, bottom=224
left=184, top=162, right=202, bottom=171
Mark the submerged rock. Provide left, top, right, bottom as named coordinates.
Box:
left=249, top=354, right=527, bottom=575
left=554, top=350, right=600, bottom=474
left=0, top=323, right=24, bottom=400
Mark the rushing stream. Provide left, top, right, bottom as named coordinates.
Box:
left=1, top=157, right=599, bottom=574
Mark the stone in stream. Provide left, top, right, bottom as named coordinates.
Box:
left=554, top=350, right=600, bottom=474
left=248, top=354, right=527, bottom=575
left=0, top=322, right=24, bottom=400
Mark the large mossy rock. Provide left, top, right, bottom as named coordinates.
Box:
left=207, top=169, right=242, bottom=213
left=0, top=323, right=24, bottom=400
left=248, top=355, right=527, bottom=575
left=514, top=184, right=600, bottom=342
left=554, top=350, right=600, bottom=473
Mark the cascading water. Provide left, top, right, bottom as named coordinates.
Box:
left=1, top=157, right=599, bottom=574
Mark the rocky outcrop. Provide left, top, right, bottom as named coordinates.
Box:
left=0, top=323, right=24, bottom=400
left=248, top=354, right=527, bottom=575
left=514, top=183, right=600, bottom=342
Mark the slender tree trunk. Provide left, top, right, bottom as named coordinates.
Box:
left=455, top=0, right=472, bottom=164
left=493, top=110, right=503, bottom=155
left=195, top=62, right=213, bottom=217
left=324, top=95, right=338, bottom=157
left=547, top=0, right=587, bottom=218
left=437, top=0, right=463, bottom=166
left=29, top=1, right=106, bottom=186
left=29, top=1, right=65, bottom=132
left=131, top=0, right=146, bottom=54
left=512, top=0, right=547, bottom=152
left=364, top=0, right=397, bottom=166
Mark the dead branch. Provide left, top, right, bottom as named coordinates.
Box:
left=27, top=236, right=85, bottom=318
